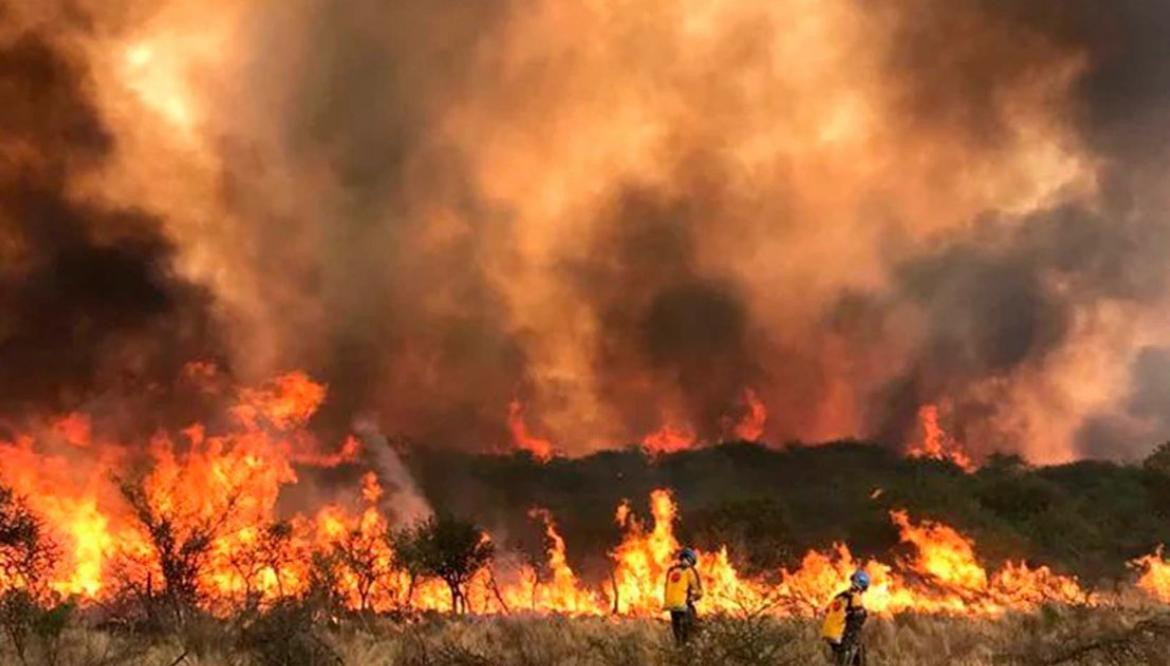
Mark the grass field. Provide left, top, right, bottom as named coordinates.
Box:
left=4, top=604, right=1170, bottom=665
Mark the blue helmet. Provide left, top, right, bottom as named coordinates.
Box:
left=850, top=570, right=871, bottom=591
left=678, top=547, right=697, bottom=565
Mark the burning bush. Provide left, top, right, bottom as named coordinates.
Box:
left=0, top=485, right=70, bottom=665
left=0, top=486, right=57, bottom=598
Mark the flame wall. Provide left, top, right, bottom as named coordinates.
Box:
left=3, top=1, right=1170, bottom=461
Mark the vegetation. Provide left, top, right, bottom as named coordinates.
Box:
left=0, top=486, right=57, bottom=595
left=391, top=515, right=495, bottom=614
left=4, top=441, right=1170, bottom=663
left=412, top=440, right=1170, bottom=586
left=116, top=476, right=241, bottom=628
left=0, top=487, right=72, bottom=666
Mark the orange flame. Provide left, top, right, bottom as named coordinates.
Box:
left=231, top=371, right=326, bottom=431
left=1, top=370, right=1160, bottom=619
left=52, top=413, right=92, bottom=448
left=510, top=509, right=601, bottom=613
left=507, top=399, right=554, bottom=461
left=727, top=388, right=767, bottom=441
left=641, top=424, right=696, bottom=455
left=1132, top=547, right=1170, bottom=603
left=908, top=404, right=975, bottom=471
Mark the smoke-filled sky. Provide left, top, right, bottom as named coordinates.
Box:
left=2, top=0, right=1169, bottom=463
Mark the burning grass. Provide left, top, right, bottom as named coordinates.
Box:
left=3, top=370, right=1170, bottom=665
left=2, top=370, right=1149, bottom=620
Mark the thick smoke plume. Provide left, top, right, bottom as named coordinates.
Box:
left=0, top=11, right=221, bottom=439
left=4, top=0, right=1170, bottom=462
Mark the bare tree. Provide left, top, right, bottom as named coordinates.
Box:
left=226, top=521, right=295, bottom=613
left=330, top=526, right=391, bottom=617
left=117, top=477, right=240, bottom=626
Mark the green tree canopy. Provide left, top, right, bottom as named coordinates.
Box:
left=393, top=514, right=494, bottom=613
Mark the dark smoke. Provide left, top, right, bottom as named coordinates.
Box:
left=859, top=0, right=1170, bottom=457
left=213, top=0, right=1170, bottom=457
left=566, top=184, right=765, bottom=442
left=0, top=27, right=220, bottom=431
left=992, top=0, right=1170, bottom=163
left=1078, top=347, right=1170, bottom=460
left=218, top=0, right=527, bottom=447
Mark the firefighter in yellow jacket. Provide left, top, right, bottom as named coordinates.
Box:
left=663, top=547, right=703, bottom=644
left=822, top=570, right=870, bottom=665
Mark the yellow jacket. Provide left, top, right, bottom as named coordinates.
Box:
left=821, top=589, right=865, bottom=643
left=663, top=564, right=702, bottom=611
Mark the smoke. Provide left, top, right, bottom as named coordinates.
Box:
left=353, top=419, right=431, bottom=525
left=6, top=0, right=1170, bottom=462
left=0, top=17, right=221, bottom=435
left=860, top=1, right=1170, bottom=460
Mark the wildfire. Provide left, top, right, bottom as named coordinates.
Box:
left=601, top=491, right=1089, bottom=618
left=0, top=370, right=1162, bottom=621
left=609, top=489, right=680, bottom=614
left=507, top=399, right=554, bottom=461
left=513, top=509, right=601, bottom=614
left=231, top=371, right=326, bottom=431
left=52, top=413, right=92, bottom=448
left=908, top=404, right=975, bottom=471
left=721, top=388, right=768, bottom=442
left=642, top=388, right=767, bottom=454
left=1132, top=548, right=1170, bottom=603
left=641, top=424, right=697, bottom=455
left=735, top=389, right=768, bottom=441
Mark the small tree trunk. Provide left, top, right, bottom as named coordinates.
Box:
left=610, top=571, right=620, bottom=615
left=449, top=582, right=470, bottom=615
left=487, top=567, right=510, bottom=614
left=144, top=573, right=157, bottom=628
left=271, top=562, right=285, bottom=600
left=404, top=573, right=416, bottom=610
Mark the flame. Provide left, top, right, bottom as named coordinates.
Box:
left=296, top=435, right=362, bottom=468
left=642, top=389, right=765, bottom=454
left=608, top=489, right=680, bottom=614
left=232, top=371, right=326, bottom=431
left=508, top=399, right=554, bottom=461
left=908, top=404, right=975, bottom=471
left=2, top=369, right=1163, bottom=619
left=52, top=413, right=92, bottom=448
left=891, top=510, right=987, bottom=590
left=641, top=424, right=696, bottom=454
left=510, top=509, right=601, bottom=613
left=1132, top=547, right=1170, bottom=602
left=731, top=388, right=768, bottom=442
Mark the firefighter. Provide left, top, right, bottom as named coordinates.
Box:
left=821, top=570, right=870, bottom=665
left=663, top=546, right=703, bottom=644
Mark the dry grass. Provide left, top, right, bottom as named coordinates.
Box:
left=3, top=605, right=1170, bottom=665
